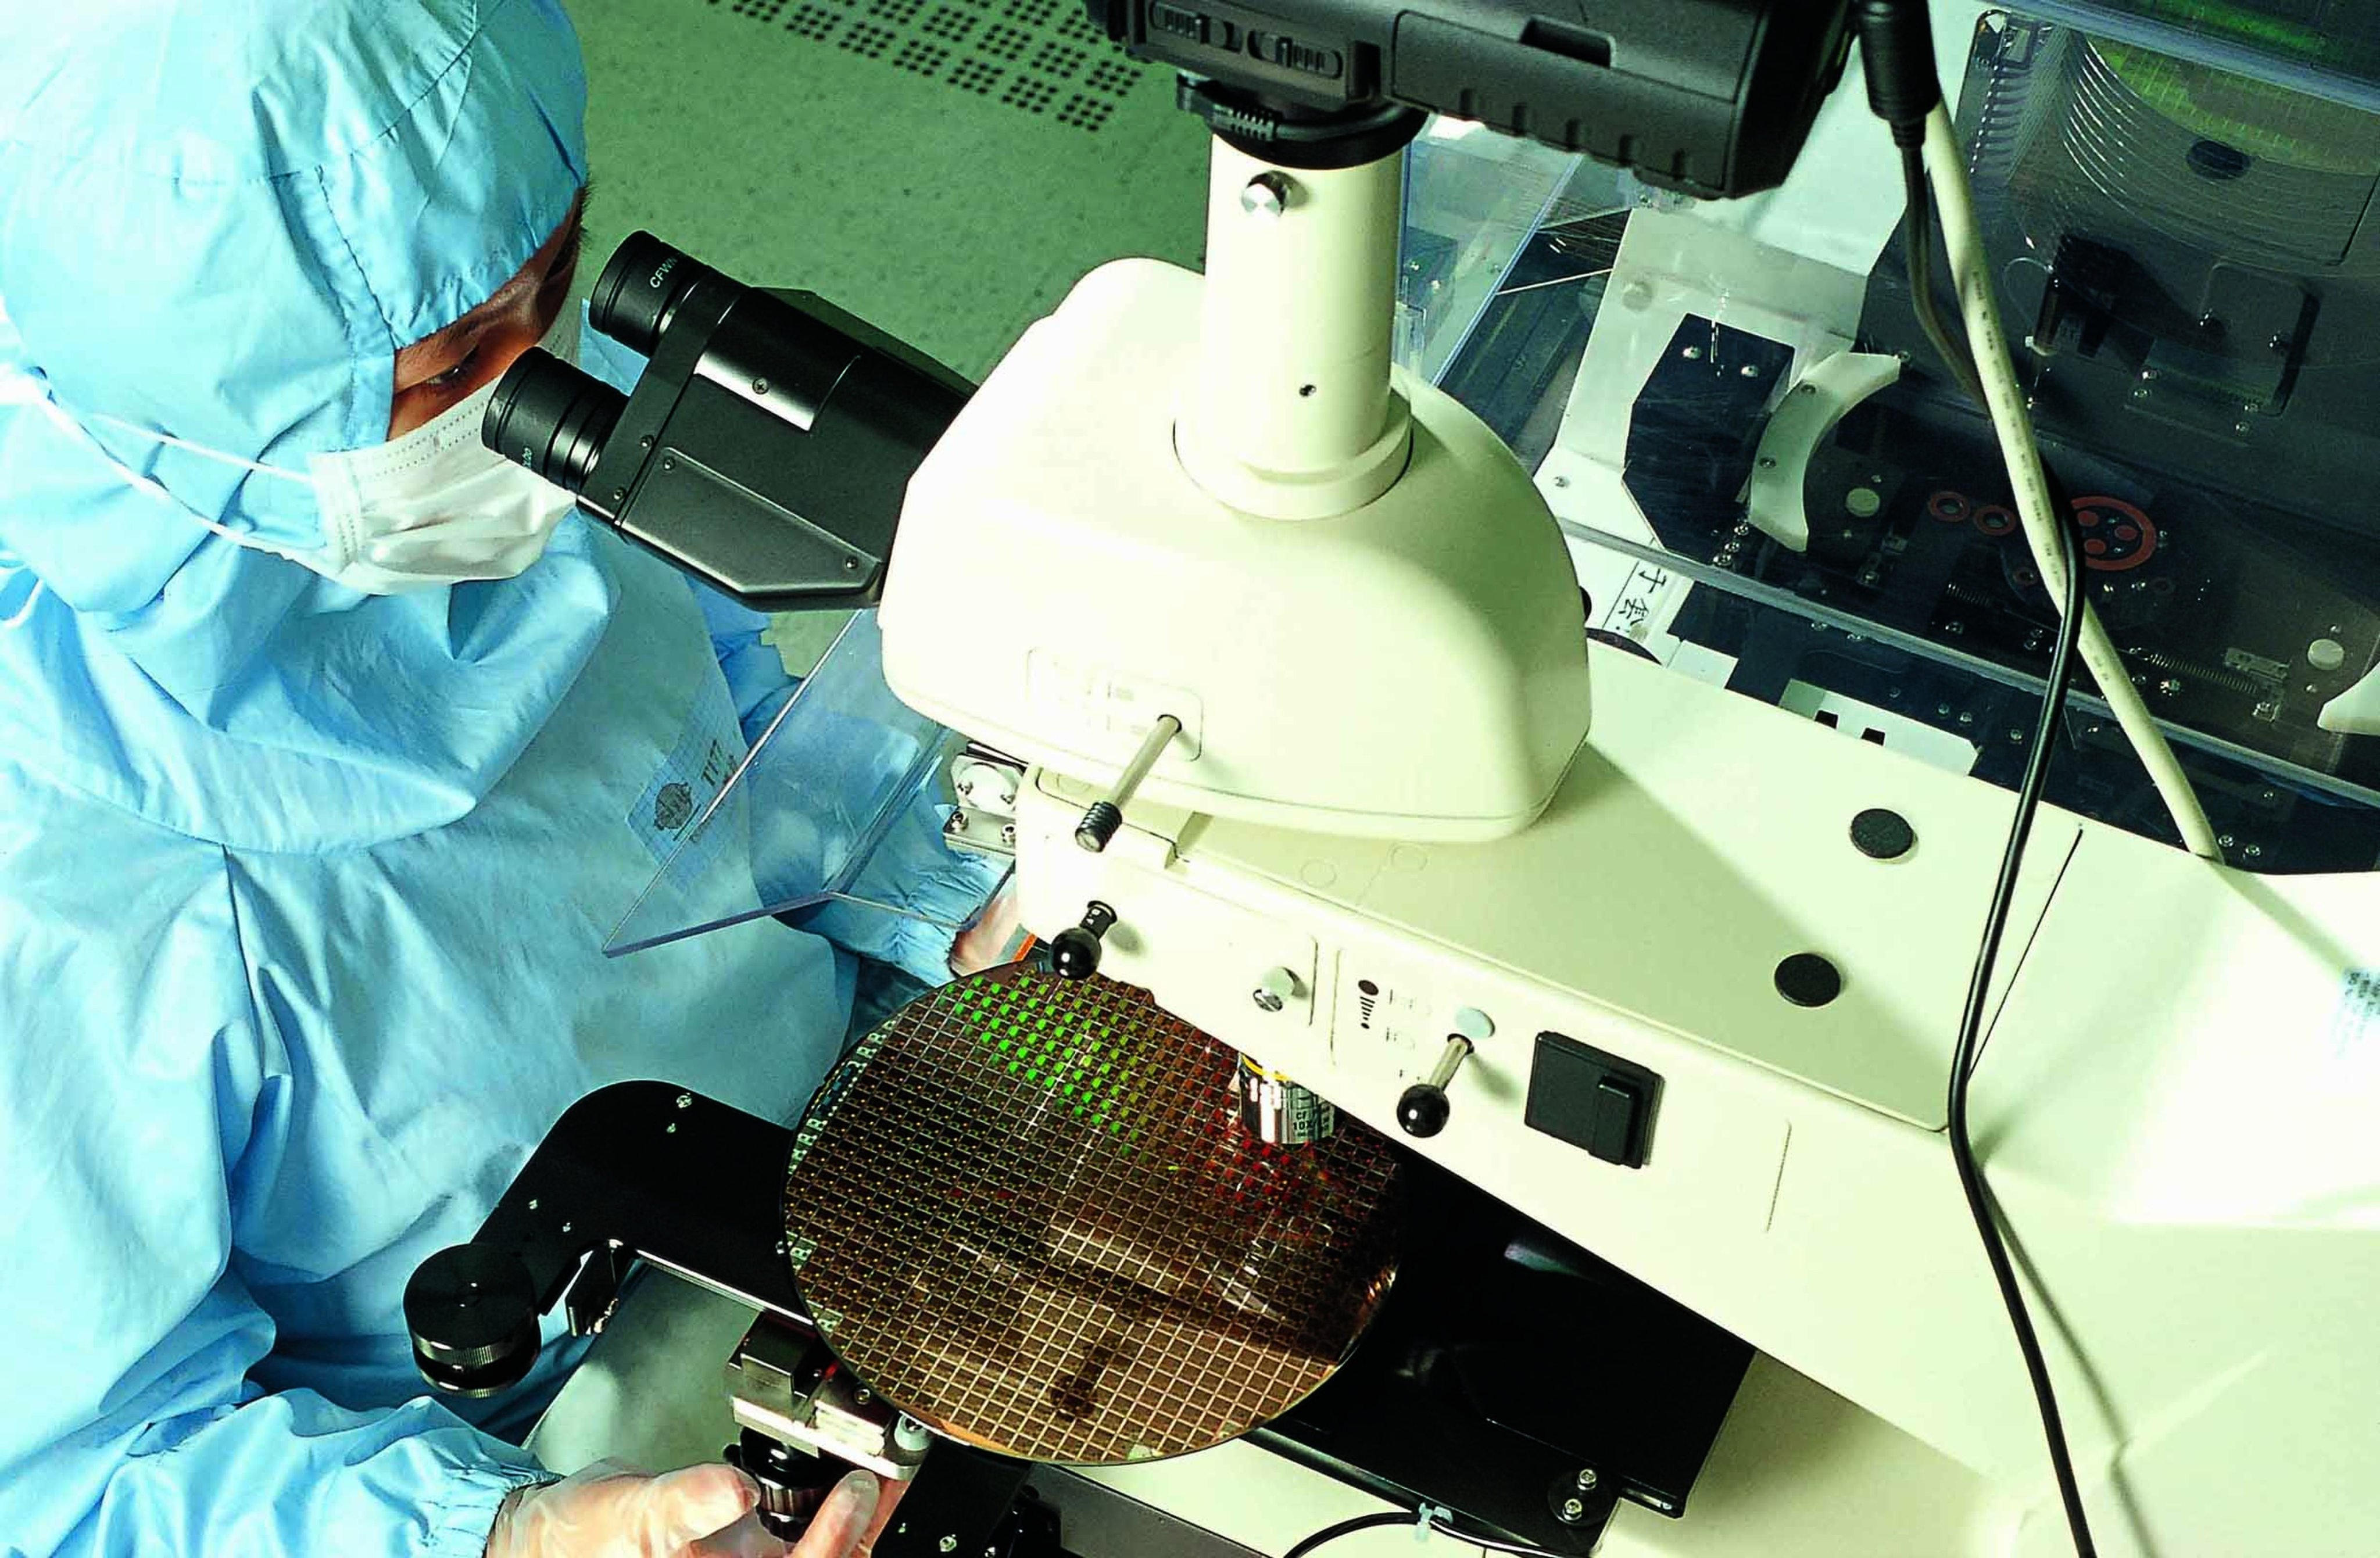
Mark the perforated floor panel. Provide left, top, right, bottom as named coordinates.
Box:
left=707, top=0, right=1155, bottom=136
left=783, top=968, right=1401, bottom=1465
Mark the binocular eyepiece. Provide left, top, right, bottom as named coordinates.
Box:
left=475, top=231, right=969, bottom=613
left=483, top=232, right=729, bottom=495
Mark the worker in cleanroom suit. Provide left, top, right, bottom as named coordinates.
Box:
left=0, top=2, right=999, bottom=1553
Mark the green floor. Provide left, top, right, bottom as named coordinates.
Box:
left=570, top=0, right=1212, bottom=665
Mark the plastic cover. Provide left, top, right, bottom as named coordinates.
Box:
left=607, top=610, right=994, bottom=957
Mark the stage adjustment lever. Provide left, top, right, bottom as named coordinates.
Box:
left=1397, top=1036, right=1474, bottom=1138
left=1047, top=901, right=1118, bottom=981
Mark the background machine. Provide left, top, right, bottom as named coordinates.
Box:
left=411, top=2, right=2380, bottom=1555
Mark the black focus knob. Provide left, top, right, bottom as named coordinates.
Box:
left=1397, top=1083, right=1452, bottom=1138
left=1075, top=801, right=1125, bottom=853
left=1395, top=1036, right=1473, bottom=1140
left=405, top=1244, right=542, bottom=1398
left=1048, top=901, right=1118, bottom=982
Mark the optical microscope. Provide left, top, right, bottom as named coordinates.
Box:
left=412, top=2, right=2380, bottom=1554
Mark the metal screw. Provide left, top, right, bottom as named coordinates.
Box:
left=610, top=487, right=627, bottom=503
left=639, top=435, right=655, bottom=450
left=1739, top=363, right=1761, bottom=378
left=1795, top=383, right=1817, bottom=396
left=2139, top=368, right=2159, bottom=381
left=1757, top=456, right=1777, bottom=469
left=2009, top=728, right=2027, bottom=743
left=1559, top=1498, right=1587, bottom=1523
left=1000, top=822, right=1017, bottom=847
left=1936, top=703, right=1953, bottom=717
left=939, top=1539, right=958, bottom=1555
left=944, top=811, right=966, bottom=836
left=1683, top=345, right=1703, bottom=360
left=2262, top=789, right=2279, bottom=803
left=2159, top=678, right=2184, bottom=697
left=2131, top=387, right=2152, bottom=402
left=2246, top=843, right=2264, bottom=859
left=1957, top=711, right=1975, bottom=725
left=1240, top=172, right=1292, bottom=218
left=2270, top=334, right=2290, bottom=352
left=2234, top=421, right=2253, bottom=434
left=1577, top=1469, right=1600, bottom=1491
left=753, top=378, right=770, bottom=395
left=2218, top=833, right=2236, bottom=849
left=1551, top=474, right=1570, bottom=488
left=1252, top=987, right=1285, bottom=1013
left=856, top=1388, right=874, bottom=1405
left=676, top=1092, right=693, bottom=1108
left=665, top=1122, right=678, bottom=1134
left=661, top=457, right=676, bottom=472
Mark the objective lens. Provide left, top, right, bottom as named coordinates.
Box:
left=590, top=230, right=726, bottom=357
left=483, top=348, right=626, bottom=496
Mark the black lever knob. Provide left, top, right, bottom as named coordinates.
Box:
left=1396, top=1036, right=1473, bottom=1140
left=1047, top=901, right=1118, bottom=982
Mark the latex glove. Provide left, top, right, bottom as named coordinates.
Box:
left=484, top=1462, right=882, bottom=1558
left=947, top=883, right=1023, bottom=977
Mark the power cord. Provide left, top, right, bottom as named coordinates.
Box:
left=1858, top=6, right=2116, bottom=1555
left=1283, top=1508, right=1561, bottom=1558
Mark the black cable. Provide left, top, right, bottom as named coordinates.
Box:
left=1283, top=1509, right=1562, bottom=1558
left=1898, top=142, right=1989, bottom=410
left=1908, top=178, right=2103, bottom=1555
left=1944, top=479, right=2099, bottom=1558
left=1283, top=1512, right=1413, bottom=1558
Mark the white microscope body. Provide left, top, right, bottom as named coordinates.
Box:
left=878, top=83, right=2380, bottom=1558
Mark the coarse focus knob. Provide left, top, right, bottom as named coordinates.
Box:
left=1048, top=901, right=1118, bottom=982
left=405, top=1244, right=541, bottom=1398
left=1395, top=1036, right=1473, bottom=1140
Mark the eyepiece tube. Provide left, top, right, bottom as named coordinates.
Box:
left=484, top=348, right=627, bottom=497
left=590, top=231, right=727, bottom=356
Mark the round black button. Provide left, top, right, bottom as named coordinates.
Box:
left=1048, top=926, right=1103, bottom=981
left=1850, top=808, right=1916, bottom=861
left=1397, top=1084, right=1452, bottom=1138
left=1775, top=953, right=1843, bottom=1008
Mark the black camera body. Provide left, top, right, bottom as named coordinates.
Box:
left=1093, top=0, right=1856, bottom=198
left=488, top=233, right=971, bottom=613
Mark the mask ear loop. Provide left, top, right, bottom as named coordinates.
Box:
left=53, top=408, right=320, bottom=564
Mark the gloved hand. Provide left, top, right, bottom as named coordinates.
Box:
left=947, top=883, right=1022, bottom=977
left=484, top=1460, right=886, bottom=1558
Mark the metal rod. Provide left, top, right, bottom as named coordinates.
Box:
left=1424, top=1036, right=1472, bottom=1090
left=1075, top=715, right=1183, bottom=852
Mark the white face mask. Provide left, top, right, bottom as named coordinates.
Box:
left=4, top=307, right=583, bottom=595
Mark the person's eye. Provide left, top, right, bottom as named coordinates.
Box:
left=424, top=346, right=482, bottom=392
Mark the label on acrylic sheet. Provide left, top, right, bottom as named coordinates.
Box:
left=2327, top=970, right=2380, bottom=1056
left=627, top=671, right=748, bottom=879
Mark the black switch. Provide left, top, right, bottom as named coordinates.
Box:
left=1287, top=40, right=1343, bottom=77
left=1526, top=1031, right=1659, bottom=1169
left=1588, top=1076, right=1647, bottom=1167
left=1149, top=1, right=1208, bottom=44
